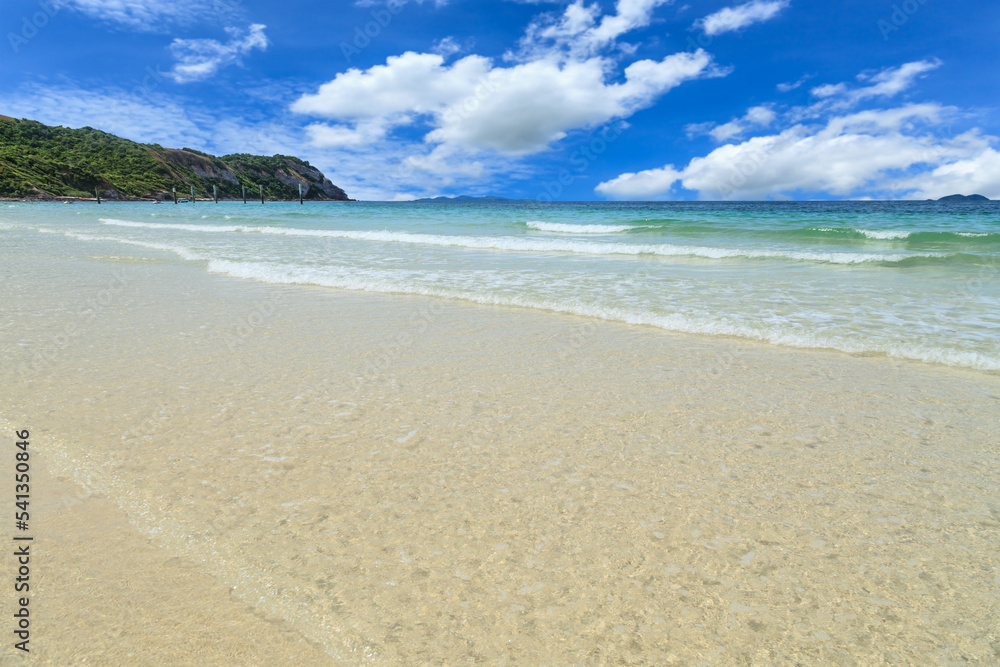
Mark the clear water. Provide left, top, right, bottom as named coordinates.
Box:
left=3, top=199, right=999, bottom=371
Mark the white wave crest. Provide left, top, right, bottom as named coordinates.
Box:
left=40, top=227, right=202, bottom=260
left=526, top=221, right=644, bottom=234
left=208, top=259, right=1000, bottom=372
left=101, top=218, right=241, bottom=233
left=855, top=229, right=913, bottom=240
left=100, top=218, right=944, bottom=265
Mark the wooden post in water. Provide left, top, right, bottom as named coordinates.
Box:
left=214, top=185, right=218, bottom=203
left=191, top=185, right=195, bottom=204
left=260, top=184, right=264, bottom=204
left=299, top=183, right=303, bottom=205
left=242, top=185, right=246, bottom=204
left=95, top=187, right=101, bottom=204
left=173, top=187, right=177, bottom=204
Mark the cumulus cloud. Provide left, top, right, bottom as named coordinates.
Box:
left=292, top=52, right=491, bottom=121
left=594, top=164, right=685, bottom=199
left=696, top=0, right=789, bottom=36
left=598, top=105, right=990, bottom=199
left=293, top=49, right=714, bottom=156
left=50, top=0, right=240, bottom=31
left=304, top=119, right=390, bottom=148
left=168, top=24, right=269, bottom=83
left=597, top=61, right=1000, bottom=200
left=516, top=0, right=674, bottom=59
left=291, top=0, right=720, bottom=191
left=887, top=147, right=1000, bottom=200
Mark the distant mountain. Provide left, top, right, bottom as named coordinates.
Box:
left=412, top=195, right=527, bottom=202
left=0, top=116, right=351, bottom=201
left=937, top=194, right=991, bottom=202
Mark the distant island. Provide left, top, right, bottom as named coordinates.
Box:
left=936, top=194, right=992, bottom=202
left=412, top=195, right=528, bottom=202
left=0, top=116, right=351, bottom=201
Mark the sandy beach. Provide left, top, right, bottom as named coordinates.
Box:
left=3, top=0, right=999, bottom=658
left=1, top=241, right=998, bottom=664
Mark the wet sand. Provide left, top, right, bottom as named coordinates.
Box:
left=0, top=453, right=331, bottom=664
left=1, top=249, right=999, bottom=664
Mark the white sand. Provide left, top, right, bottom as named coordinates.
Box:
left=1, top=253, right=998, bottom=664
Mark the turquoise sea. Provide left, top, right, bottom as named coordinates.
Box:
left=3, top=200, right=999, bottom=371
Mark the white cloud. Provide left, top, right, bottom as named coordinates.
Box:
left=355, top=0, right=447, bottom=7
left=518, top=0, right=673, bottom=58
left=432, top=37, right=463, bottom=57
left=597, top=60, right=1000, bottom=200
left=688, top=104, right=776, bottom=142
left=292, top=52, right=491, bottom=120
left=291, top=0, right=719, bottom=193
left=809, top=59, right=941, bottom=107
left=888, top=146, right=1000, bottom=200
left=293, top=49, right=714, bottom=156
left=598, top=105, right=992, bottom=199
left=304, top=120, right=390, bottom=148
left=696, top=0, right=789, bottom=36
left=595, top=165, right=684, bottom=199
left=168, top=24, right=269, bottom=83
left=442, top=51, right=713, bottom=154
left=585, top=0, right=675, bottom=50
left=50, top=0, right=240, bottom=31
left=777, top=75, right=810, bottom=92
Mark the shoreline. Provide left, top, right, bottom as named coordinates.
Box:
left=0, top=413, right=332, bottom=664
left=2, top=248, right=998, bottom=663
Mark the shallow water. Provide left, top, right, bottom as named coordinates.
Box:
left=3, top=199, right=999, bottom=371
left=1, top=227, right=998, bottom=663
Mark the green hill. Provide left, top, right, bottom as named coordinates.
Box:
left=0, top=116, right=350, bottom=201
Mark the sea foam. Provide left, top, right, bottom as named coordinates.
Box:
left=855, top=229, right=913, bottom=240
left=207, top=259, right=1000, bottom=371
left=100, top=218, right=945, bottom=265
left=526, top=221, right=646, bottom=234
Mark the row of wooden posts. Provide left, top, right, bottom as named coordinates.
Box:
left=93, top=184, right=305, bottom=204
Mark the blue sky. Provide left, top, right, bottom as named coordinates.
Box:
left=2, top=0, right=998, bottom=200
